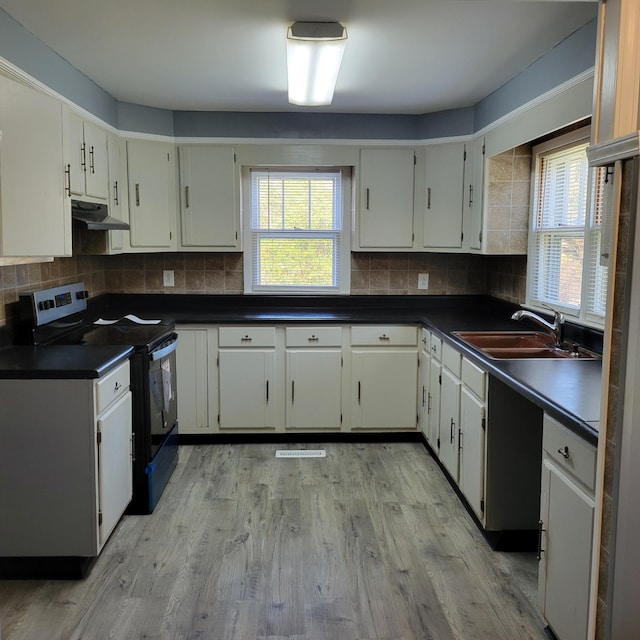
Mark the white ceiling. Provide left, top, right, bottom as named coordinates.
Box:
left=0, top=0, right=598, bottom=114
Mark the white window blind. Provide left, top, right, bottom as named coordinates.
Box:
left=246, top=169, right=348, bottom=293
left=527, top=130, right=609, bottom=327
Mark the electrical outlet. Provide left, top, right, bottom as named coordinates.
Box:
left=163, top=270, right=175, bottom=287
left=418, top=273, right=429, bottom=290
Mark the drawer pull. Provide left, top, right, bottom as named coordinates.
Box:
left=379, top=334, right=390, bottom=341
left=537, top=520, right=546, bottom=560
left=422, top=337, right=427, bottom=345
left=432, top=344, right=437, bottom=353
left=557, top=446, right=570, bottom=459
left=114, top=382, right=122, bottom=392
left=241, top=336, right=252, bottom=342
left=308, top=335, right=319, bottom=342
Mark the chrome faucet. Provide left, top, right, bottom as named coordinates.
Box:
left=511, top=308, right=565, bottom=348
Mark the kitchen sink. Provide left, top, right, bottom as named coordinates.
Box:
left=452, top=331, right=601, bottom=360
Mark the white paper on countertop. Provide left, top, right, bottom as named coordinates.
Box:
left=94, top=314, right=161, bottom=325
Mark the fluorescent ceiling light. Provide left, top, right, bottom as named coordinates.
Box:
left=286, top=22, right=347, bottom=106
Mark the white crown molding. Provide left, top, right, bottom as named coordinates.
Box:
left=587, top=131, right=640, bottom=165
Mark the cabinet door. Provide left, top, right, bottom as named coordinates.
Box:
left=539, top=459, right=595, bottom=640
left=358, top=148, right=415, bottom=249
left=463, top=137, right=486, bottom=252
left=351, top=350, right=418, bottom=429
left=423, top=142, right=465, bottom=249
left=176, top=328, right=211, bottom=433
left=97, top=391, right=133, bottom=548
left=0, top=76, right=71, bottom=257
left=127, top=140, right=176, bottom=249
left=179, top=145, right=239, bottom=249
left=218, top=349, right=276, bottom=429
left=418, top=349, right=432, bottom=437
left=107, top=133, right=130, bottom=252
left=460, top=386, right=486, bottom=520
left=428, top=359, right=441, bottom=449
left=83, top=121, right=109, bottom=200
left=286, top=349, right=342, bottom=429
left=438, top=367, right=461, bottom=479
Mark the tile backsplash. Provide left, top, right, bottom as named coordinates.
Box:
left=0, top=251, right=527, bottom=327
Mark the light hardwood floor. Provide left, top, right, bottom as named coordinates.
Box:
left=0, top=442, right=547, bottom=640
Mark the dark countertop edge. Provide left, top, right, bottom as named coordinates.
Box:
left=0, top=345, right=134, bottom=379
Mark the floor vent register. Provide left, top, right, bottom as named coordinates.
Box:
left=275, top=450, right=326, bottom=458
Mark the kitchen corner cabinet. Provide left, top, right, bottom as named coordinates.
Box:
left=127, top=139, right=177, bottom=250
left=0, top=75, right=71, bottom=257
left=178, top=145, right=240, bottom=250
left=0, top=361, right=132, bottom=559
left=107, top=133, right=130, bottom=253
left=356, top=147, right=415, bottom=250
left=350, top=325, right=418, bottom=429
left=217, top=327, right=279, bottom=430
left=176, top=326, right=216, bottom=434
left=285, top=327, right=343, bottom=430
left=65, top=111, right=109, bottom=201
left=422, top=142, right=465, bottom=250
left=538, top=414, right=596, bottom=640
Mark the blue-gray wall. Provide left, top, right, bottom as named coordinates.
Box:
left=0, top=8, right=596, bottom=140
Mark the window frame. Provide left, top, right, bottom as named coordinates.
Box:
left=525, top=126, right=608, bottom=329
left=242, top=165, right=352, bottom=295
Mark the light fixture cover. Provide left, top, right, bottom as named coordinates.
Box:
left=286, top=21, right=347, bottom=106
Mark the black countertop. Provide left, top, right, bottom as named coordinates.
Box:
left=0, top=345, right=134, bottom=379
left=88, top=293, right=603, bottom=445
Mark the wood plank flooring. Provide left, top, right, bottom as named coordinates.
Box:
left=0, top=442, right=547, bottom=640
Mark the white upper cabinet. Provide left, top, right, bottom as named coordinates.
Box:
left=0, top=75, right=71, bottom=257
left=127, top=139, right=177, bottom=250
left=462, top=137, right=486, bottom=253
left=422, top=142, right=465, bottom=250
left=106, top=133, right=130, bottom=253
left=356, top=147, right=415, bottom=250
left=65, top=111, right=109, bottom=201
left=178, top=145, right=240, bottom=250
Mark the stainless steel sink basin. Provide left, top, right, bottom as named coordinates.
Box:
left=452, top=331, right=601, bottom=360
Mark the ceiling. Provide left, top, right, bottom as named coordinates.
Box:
left=0, top=0, right=598, bottom=114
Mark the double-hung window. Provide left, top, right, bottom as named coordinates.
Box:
left=526, top=128, right=609, bottom=327
left=243, top=168, right=350, bottom=294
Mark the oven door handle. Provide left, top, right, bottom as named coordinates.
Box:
left=150, top=334, right=179, bottom=361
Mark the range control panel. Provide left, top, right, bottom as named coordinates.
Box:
left=20, top=282, right=89, bottom=326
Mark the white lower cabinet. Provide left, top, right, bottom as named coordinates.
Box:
left=538, top=414, right=596, bottom=640
left=285, top=327, right=343, bottom=430
left=418, top=328, right=431, bottom=438
left=176, top=327, right=215, bottom=434
left=459, top=357, right=487, bottom=522
left=437, top=342, right=462, bottom=478
left=218, top=327, right=278, bottom=430
left=0, top=360, right=132, bottom=558
left=350, top=325, right=418, bottom=430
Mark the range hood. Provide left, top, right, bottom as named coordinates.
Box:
left=71, top=200, right=130, bottom=231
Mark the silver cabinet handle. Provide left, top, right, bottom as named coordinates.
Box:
left=557, top=446, right=570, bottom=459
left=266, top=380, right=269, bottom=403
left=135, top=183, right=140, bottom=206
left=114, top=180, right=119, bottom=205
left=185, top=185, right=190, bottom=208
left=427, top=187, right=432, bottom=210
left=458, top=428, right=463, bottom=452
left=450, top=418, right=455, bottom=443
left=291, top=380, right=295, bottom=404
left=427, top=392, right=432, bottom=414
left=64, top=164, right=72, bottom=197
left=366, top=187, right=370, bottom=210
left=89, top=146, right=95, bottom=174
left=81, top=142, right=87, bottom=172
left=114, top=381, right=122, bottom=392
left=308, top=335, right=319, bottom=342
left=379, top=334, right=390, bottom=341
left=241, top=335, right=252, bottom=342
left=358, top=381, right=361, bottom=403
left=468, top=184, right=473, bottom=208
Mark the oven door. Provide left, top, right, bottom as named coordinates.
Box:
left=148, top=333, right=178, bottom=457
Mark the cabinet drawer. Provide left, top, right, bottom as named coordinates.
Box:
left=420, top=328, right=430, bottom=352
left=543, top=414, right=596, bottom=492
left=351, top=325, right=417, bottom=346
left=442, top=342, right=462, bottom=377
left=286, top=326, right=342, bottom=347
left=95, top=360, right=130, bottom=415
left=219, top=326, right=276, bottom=347
left=429, top=334, right=442, bottom=360
left=462, top=357, right=486, bottom=400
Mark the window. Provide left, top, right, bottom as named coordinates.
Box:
left=243, top=168, right=351, bottom=294
left=527, top=128, right=609, bottom=327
